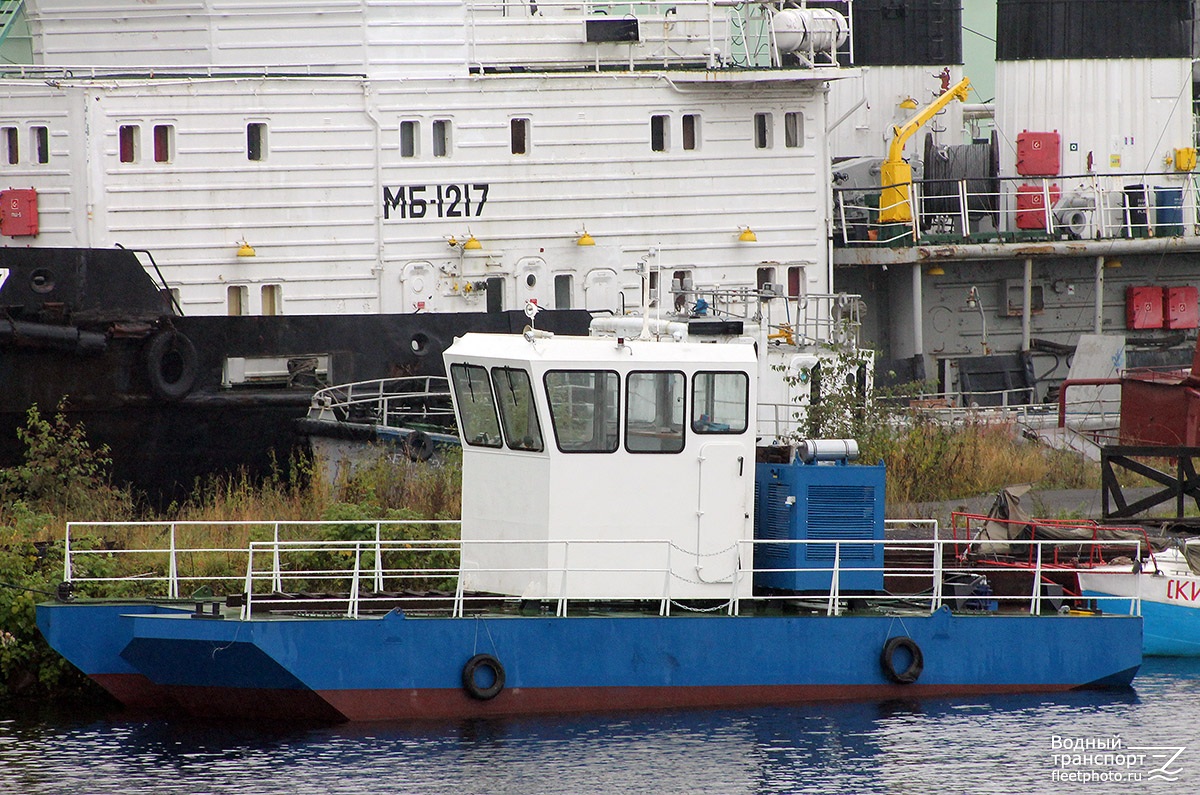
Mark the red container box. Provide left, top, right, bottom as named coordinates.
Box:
left=1016, top=130, right=1061, bottom=177
left=0, top=188, right=38, bottom=237
left=1015, top=183, right=1060, bottom=229
left=1126, top=286, right=1165, bottom=329
left=1166, top=285, right=1199, bottom=329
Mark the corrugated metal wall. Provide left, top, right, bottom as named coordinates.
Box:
left=997, top=0, right=1192, bottom=60
left=846, top=0, right=963, bottom=66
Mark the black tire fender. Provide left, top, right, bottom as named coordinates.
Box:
left=403, top=430, right=435, bottom=462
left=462, top=653, right=505, bottom=700
left=144, top=330, right=198, bottom=401
left=880, top=636, right=924, bottom=684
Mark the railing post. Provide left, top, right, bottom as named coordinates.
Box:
left=958, top=178, right=969, bottom=237
left=348, top=541, right=361, bottom=619
left=827, top=542, right=841, bottom=616
left=1030, top=542, right=1044, bottom=614
left=271, top=523, right=282, bottom=593
left=374, top=522, right=384, bottom=593
left=908, top=183, right=919, bottom=241
left=661, top=541, right=672, bottom=616
left=1133, top=548, right=1143, bottom=617
left=931, top=537, right=944, bottom=613
left=242, top=545, right=255, bottom=621
left=63, top=523, right=72, bottom=586
left=557, top=540, right=569, bottom=618
left=729, top=540, right=742, bottom=616
left=168, top=524, right=179, bottom=599
left=453, top=546, right=466, bottom=619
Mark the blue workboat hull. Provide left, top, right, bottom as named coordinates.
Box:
left=38, top=602, right=1141, bottom=721
left=1080, top=593, right=1200, bottom=656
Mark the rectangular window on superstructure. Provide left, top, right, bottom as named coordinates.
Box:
left=754, top=113, right=772, bottom=149
left=682, top=114, right=699, bottom=151
left=491, top=367, right=544, bottom=452
left=119, top=125, right=139, bottom=163
left=399, top=120, right=418, bottom=158
left=787, top=265, right=804, bottom=298
left=511, top=118, right=529, bottom=155
left=247, top=123, right=267, bottom=161
left=626, top=370, right=685, bottom=454
left=450, top=363, right=503, bottom=448
left=545, top=370, right=620, bottom=453
left=757, top=266, right=776, bottom=292
left=554, top=274, right=572, bottom=310
left=692, top=372, right=748, bottom=434
left=432, top=119, right=451, bottom=157
left=785, top=112, right=804, bottom=148
left=227, top=285, right=247, bottom=316
left=153, top=124, right=173, bottom=163
left=261, top=284, right=281, bottom=316
left=650, top=114, right=668, bottom=152
left=3, top=127, right=17, bottom=164
left=32, top=126, right=49, bottom=164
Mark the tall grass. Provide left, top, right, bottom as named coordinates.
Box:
left=870, top=417, right=1098, bottom=505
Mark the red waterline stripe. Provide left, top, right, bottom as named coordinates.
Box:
left=319, top=682, right=1082, bottom=722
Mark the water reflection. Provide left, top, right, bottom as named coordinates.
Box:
left=1, top=658, right=1197, bottom=795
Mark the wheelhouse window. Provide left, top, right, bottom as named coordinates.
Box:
left=626, top=371, right=685, bottom=453
left=247, top=123, right=267, bottom=161
left=692, top=372, right=748, bottom=434
left=545, top=370, right=619, bottom=453
left=32, top=126, right=49, bottom=164
left=119, top=124, right=139, bottom=163
left=492, top=367, right=543, bottom=451
left=451, top=363, right=503, bottom=448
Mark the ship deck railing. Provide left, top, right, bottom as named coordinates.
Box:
left=950, top=511, right=1156, bottom=566
left=60, top=520, right=1144, bottom=620
left=834, top=170, right=1200, bottom=248
left=306, top=375, right=455, bottom=429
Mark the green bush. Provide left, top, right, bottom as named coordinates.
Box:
left=0, top=401, right=136, bottom=522
left=0, top=505, right=103, bottom=705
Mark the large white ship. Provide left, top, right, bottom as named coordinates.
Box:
left=0, top=0, right=858, bottom=318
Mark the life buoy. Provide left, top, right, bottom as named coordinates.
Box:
left=144, top=330, right=198, bottom=401
left=402, top=430, right=435, bottom=462
left=462, top=653, right=505, bottom=700
left=880, top=636, right=924, bottom=684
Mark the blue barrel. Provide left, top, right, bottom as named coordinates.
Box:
left=1154, top=186, right=1184, bottom=237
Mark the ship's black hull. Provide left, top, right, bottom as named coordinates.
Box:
left=0, top=247, right=591, bottom=502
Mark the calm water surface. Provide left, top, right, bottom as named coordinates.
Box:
left=3, top=658, right=1198, bottom=795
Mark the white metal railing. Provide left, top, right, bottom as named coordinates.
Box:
left=61, top=521, right=1143, bottom=621
left=835, top=171, right=1200, bottom=246
left=463, top=0, right=854, bottom=72
left=306, top=375, right=454, bottom=429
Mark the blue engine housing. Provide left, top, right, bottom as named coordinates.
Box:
left=753, top=459, right=886, bottom=593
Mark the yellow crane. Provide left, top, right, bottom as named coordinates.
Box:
left=878, top=76, right=972, bottom=225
